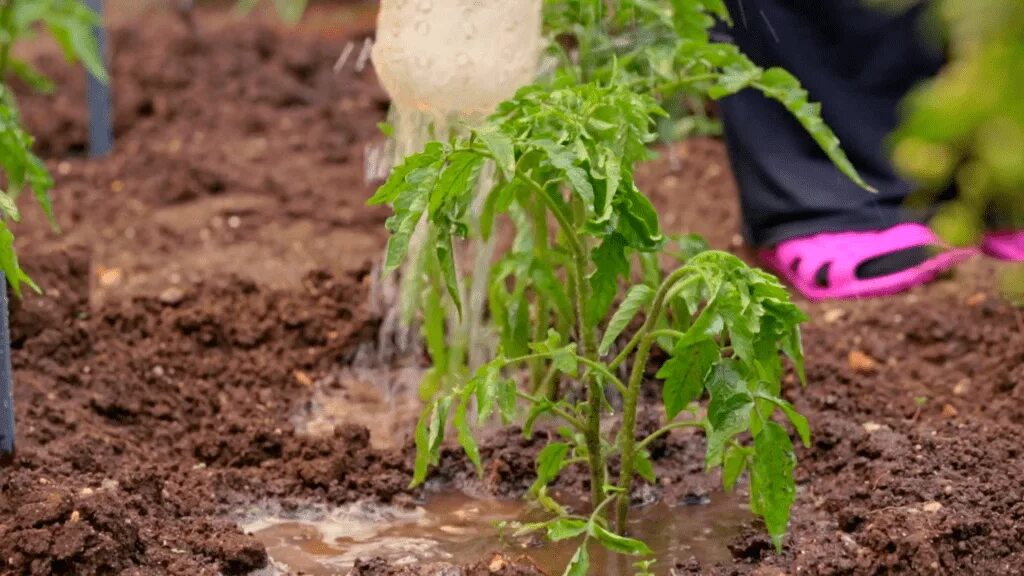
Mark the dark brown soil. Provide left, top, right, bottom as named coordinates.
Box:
left=1, top=3, right=1022, bottom=576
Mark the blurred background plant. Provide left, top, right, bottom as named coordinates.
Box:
left=881, top=0, right=1024, bottom=248
left=874, top=0, right=1024, bottom=299
left=235, top=0, right=308, bottom=24
left=0, top=0, right=106, bottom=295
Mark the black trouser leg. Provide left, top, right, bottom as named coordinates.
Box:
left=718, top=0, right=944, bottom=246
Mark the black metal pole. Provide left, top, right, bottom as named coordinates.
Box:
left=85, top=0, right=112, bottom=157
left=0, top=273, right=14, bottom=464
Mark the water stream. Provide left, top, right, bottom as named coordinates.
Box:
left=240, top=490, right=750, bottom=576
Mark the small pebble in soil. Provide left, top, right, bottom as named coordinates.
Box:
left=823, top=308, right=845, bottom=324
left=942, top=404, right=959, bottom=418
left=848, top=350, right=878, bottom=374
left=160, top=286, right=186, bottom=305
left=228, top=215, right=242, bottom=229
left=953, top=378, right=970, bottom=396
left=98, top=267, right=124, bottom=287
left=862, top=421, right=882, bottom=433
left=922, top=501, right=943, bottom=513
left=965, top=292, right=987, bottom=307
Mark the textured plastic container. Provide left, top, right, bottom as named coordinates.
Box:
left=371, top=0, right=543, bottom=116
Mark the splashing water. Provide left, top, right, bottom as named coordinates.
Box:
left=368, top=0, right=544, bottom=367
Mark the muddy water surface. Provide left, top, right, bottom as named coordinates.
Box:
left=241, top=490, right=750, bottom=575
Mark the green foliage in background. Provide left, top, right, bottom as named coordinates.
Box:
left=236, top=0, right=308, bottom=24
left=889, top=0, right=1024, bottom=244
left=0, top=0, right=106, bottom=295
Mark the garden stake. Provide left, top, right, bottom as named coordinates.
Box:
left=85, top=0, right=112, bottom=157
left=0, top=272, right=14, bottom=465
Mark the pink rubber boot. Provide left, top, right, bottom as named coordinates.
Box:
left=759, top=223, right=978, bottom=301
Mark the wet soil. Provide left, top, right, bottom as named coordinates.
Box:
left=1, top=3, right=1022, bottom=575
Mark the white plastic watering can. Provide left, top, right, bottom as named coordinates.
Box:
left=372, top=0, right=543, bottom=118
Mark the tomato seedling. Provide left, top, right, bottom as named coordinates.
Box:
left=371, top=0, right=869, bottom=568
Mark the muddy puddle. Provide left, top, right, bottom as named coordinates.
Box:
left=239, top=490, right=750, bottom=575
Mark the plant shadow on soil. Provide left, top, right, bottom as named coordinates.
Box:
left=0, top=2, right=1022, bottom=576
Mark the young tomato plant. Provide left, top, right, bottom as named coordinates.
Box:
left=371, top=0, right=867, bottom=569
left=0, top=0, right=106, bottom=295
left=372, top=78, right=811, bottom=566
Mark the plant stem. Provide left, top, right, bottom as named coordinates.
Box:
left=635, top=420, right=704, bottom=453
left=514, top=389, right=585, bottom=432
left=572, top=238, right=607, bottom=513
left=530, top=199, right=550, bottom=394
left=615, top=267, right=695, bottom=532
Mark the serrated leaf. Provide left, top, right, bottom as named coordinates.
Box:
left=750, top=422, right=796, bottom=551
left=589, top=233, right=630, bottom=327
left=635, top=449, right=656, bottom=483
left=589, top=524, right=653, bottom=556
left=599, top=284, right=654, bottom=356
left=755, top=392, right=811, bottom=448
left=547, top=518, right=588, bottom=542
left=533, top=442, right=570, bottom=490
left=705, top=363, right=753, bottom=466
left=658, top=338, right=719, bottom=420
left=477, top=126, right=515, bottom=180
left=722, top=444, right=749, bottom=491
left=454, top=396, right=482, bottom=476
left=435, top=234, right=462, bottom=317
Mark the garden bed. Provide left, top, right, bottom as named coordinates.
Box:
left=0, top=4, right=1022, bottom=575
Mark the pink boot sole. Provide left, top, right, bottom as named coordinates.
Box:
left=759, top=223, right=978, bottom=302
left=982, top=231, right=1024, bottom=262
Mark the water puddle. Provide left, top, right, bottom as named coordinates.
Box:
left=240, top=490, right=750, bottom=575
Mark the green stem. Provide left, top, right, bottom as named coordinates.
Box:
left=635, top=420, right=705, bottom=453
left=530, top=200, right=551, bottom=394
left=573, top=247, right=607, bottom=512
left=615, top=267, right=696, bottom=532
left=608, top=275, right=700, bottom=372
left=514, top=389, right=586, bottom=433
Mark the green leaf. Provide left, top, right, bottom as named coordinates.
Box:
left=589, top=233, right=630, bottom=327
left=435, top=234, right=462, bottom=317
left=658, top=338, right=719, bottom=420
left=589, top=524, right=653, bottom=556
left=476, top=125, right=515, bottom=180
left=705, top=363, right=753, bottom=466
left=0, top=222, right=37, bottom=298
left=754, top=68, right=873, bottom=192
left=722, top=444, right=750, bottom=491
left=755, top=392, right=811, bottom=448
left=472, top=360, right=501, bottom=424
left=750, top=422, right=797, bottom=551
left=454, top=395, right=482, bottom=476
left=599, top=284, right=654, bottom=356
left=563, top=543, right=590, bottom=576
left=9, top=58, right=54, bottom=93
left=547, top=518, right=588, bottom=542
left=42, top=1, right=108, bottom=83
left=0, top=191, right=21, bottom=222
left=496, top=378, right=518, bottom=423
left=410, top=403, right=433, bottom=486
left=635, top=449, right=656, bottom=483
left=533, top=442, right=570, bottom=490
